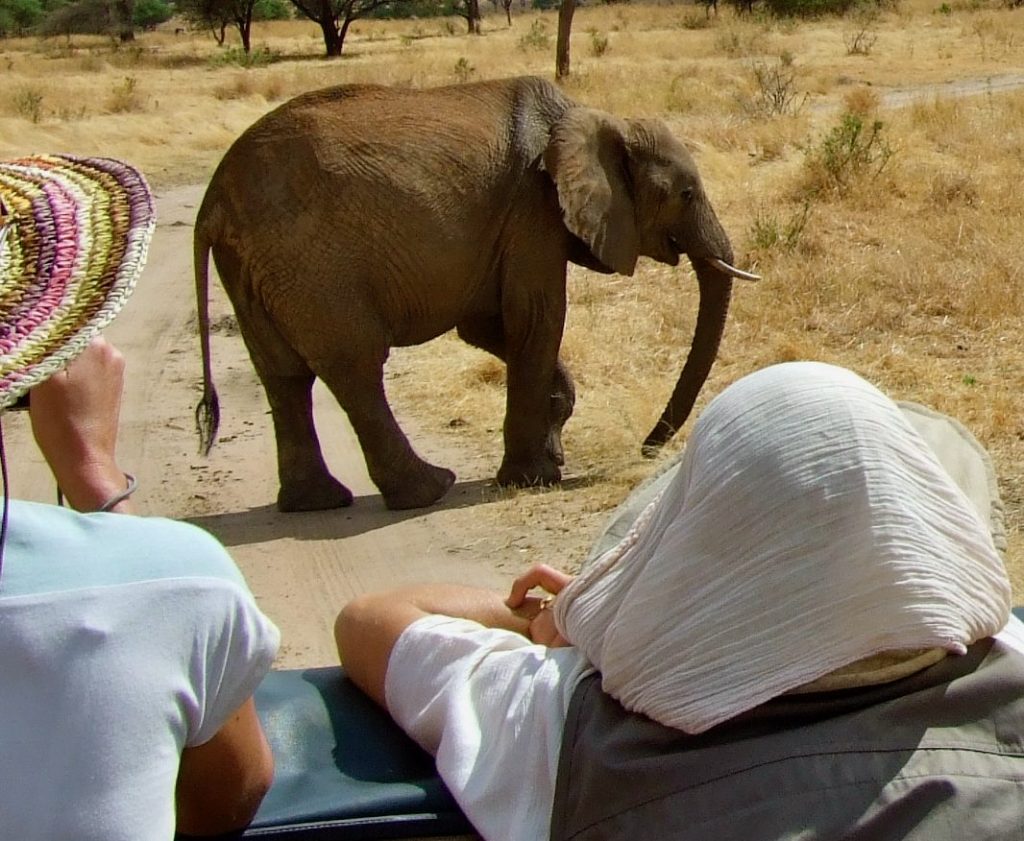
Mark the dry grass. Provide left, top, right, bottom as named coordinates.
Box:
left=3, top=0, right=1024, bottom=592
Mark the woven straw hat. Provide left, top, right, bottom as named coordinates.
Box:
left=0, top=154, right=155, bottom=410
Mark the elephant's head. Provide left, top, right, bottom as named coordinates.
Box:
left=543, top=109, right=758, bottom=454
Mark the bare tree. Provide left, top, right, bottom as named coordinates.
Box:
left=288, top=0, right=407, bottom=56
left=113, top=0, right=134, bottom=39
left=449, top=0, right=481, bottom=33
left=180, top=0, right=258, bottom=51
left=555, top=0, right=575, bottom=79
left=487, top=0, right=512, bottom=25
left=36, top=0, right=135, bottom=40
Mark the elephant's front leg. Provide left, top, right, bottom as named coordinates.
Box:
left=496, top=295, right=569, bottom=488
left=457, top=315, right=575, bottom=477
left=316, top=354, right=455, bottom=510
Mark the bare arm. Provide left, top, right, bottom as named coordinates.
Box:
left=28, top=338, right=135, bottom=513
left=175, top=697, right=274, bottom=836
left=335, top=584, right=545, bottom=708
left=336, top=563, right=577, bottom=709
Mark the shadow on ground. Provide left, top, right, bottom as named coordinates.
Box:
left=186, top=475, right=593, bottom=548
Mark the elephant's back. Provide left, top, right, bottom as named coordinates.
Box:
left=209, top=77, right=565, bottom=219
left=227, top=76, right=568, bottom=155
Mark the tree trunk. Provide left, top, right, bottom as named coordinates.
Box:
left=320, top=18, right=342, bottom=55
left=338, top=16, right=354, bottom=51
left=555, top=0, right=576, bottom=79
left=315, top=0, right=343, bottom=56
left=115, top=0, right=134, bottom=41
left=240, top=17, right=252, bottom=52
left=466, top=0, right=481, bottom=34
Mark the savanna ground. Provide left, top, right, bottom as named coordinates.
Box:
left=3, top=0, right=1024, bottom=664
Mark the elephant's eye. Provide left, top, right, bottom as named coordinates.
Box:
left=681, top=186, right=695, bottom=202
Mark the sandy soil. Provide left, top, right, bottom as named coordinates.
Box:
left=6, top=182, right=555, bottom=668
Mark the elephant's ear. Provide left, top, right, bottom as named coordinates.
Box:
left=544, top=108, right=639, bottom=277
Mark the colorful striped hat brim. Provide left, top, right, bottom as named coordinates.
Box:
left=0, top=155, right=154, bottom=409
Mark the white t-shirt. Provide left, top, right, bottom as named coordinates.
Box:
left=0, top=500, right=281, bottom=841
left=385, top=611, right=1024, bottom=841
left=385, top=614, right=593, bottom=841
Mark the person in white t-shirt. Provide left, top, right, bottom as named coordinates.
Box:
left=336, top=361, right=1024, bottom=841
left=0, top=155, right=280, bottom=840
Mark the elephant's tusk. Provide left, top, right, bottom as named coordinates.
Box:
left=708, top=257, right=761, bottom=282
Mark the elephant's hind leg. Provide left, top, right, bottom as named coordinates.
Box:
left=220, top=265, right=353, bottom=511
left=316, top=357, right=455, bottom=510
left=263, top=370, right=354, bottom=512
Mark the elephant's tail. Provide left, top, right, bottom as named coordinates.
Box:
left=194, top=218, right=220, bottom=457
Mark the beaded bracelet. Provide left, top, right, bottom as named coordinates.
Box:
left=97, top=472, right=138, bottom=512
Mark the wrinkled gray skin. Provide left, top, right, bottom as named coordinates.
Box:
left=195, top=76, right=738, bottom=512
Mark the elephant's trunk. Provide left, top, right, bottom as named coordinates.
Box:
left=641, top=260, right=733, bottom=455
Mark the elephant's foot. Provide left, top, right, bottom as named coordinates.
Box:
left=496, top=454, right=562, bottom=488
left=380, top=464, right=456, bottom=510
left=277, top=475, right=354, bottom=512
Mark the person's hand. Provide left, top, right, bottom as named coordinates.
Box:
left=28, top=337, right=134, bottom=513
left=505, top=563, right=573, bottom=647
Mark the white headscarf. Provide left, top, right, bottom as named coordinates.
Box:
left=554, top=362, right=1011, bottom=734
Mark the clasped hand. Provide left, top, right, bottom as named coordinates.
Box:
left=505, top=563, right=573, bottom=647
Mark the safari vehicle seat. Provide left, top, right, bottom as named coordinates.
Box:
left=238, top=665, right=476, bottom=841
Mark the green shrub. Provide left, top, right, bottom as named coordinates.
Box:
left=807, top=112, right=894, bottom=192
left=13, top=87, right=44, bottom=123
left=750, top=201, right=811, bottom=252
left=253, top=0, right=293, bottom=20
left=108, top=75, right=142, bottom=113
left=208, top=45, right=276, bottom=67
left=38, top=0, right=121, bottom=37
left=454, top=56, right=474, bottom=82
left=518, top=18, right=550, bottom=50
left=132, top=0, right=172, bottom=29
left=0, top=0, right=44, bottom=36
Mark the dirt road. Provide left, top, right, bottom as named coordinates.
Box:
left=6, top=182, right=520, bottom=668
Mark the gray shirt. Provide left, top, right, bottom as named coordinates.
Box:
left=552, top=637, right=1024, bottom=841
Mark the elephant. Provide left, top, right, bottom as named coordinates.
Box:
left=193, top=75, right=758, bottom=512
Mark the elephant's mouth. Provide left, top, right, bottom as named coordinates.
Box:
left=659, top=235, right=682, bottom=266
left=666, top=235, right=761, bottom=282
